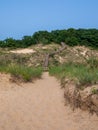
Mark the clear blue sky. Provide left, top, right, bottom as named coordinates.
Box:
left=0, top=0, right=98, bottom=40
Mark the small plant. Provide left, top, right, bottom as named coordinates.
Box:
left=77, top=72, right=94, bottom=87
left=49, top=64, right=65, bottom=79
left=0, top=65, right=7, bottom=73
left=86, top=57, right=98, bottom=68
left=91, top=88, right=98, bottom=95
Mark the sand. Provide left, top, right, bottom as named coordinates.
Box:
left=0, top=72, right=98, bottom=130
left=10, top=48, right=36, bottom=54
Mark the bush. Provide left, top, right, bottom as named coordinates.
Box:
left=0, top=28, right=98, bottom=49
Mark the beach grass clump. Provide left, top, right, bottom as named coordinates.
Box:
left=49, top=62, right=98, bottom=87
left=0, top=64, right=43, bottom=82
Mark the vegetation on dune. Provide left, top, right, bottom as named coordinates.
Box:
left=49, top=59, right=98, bottom=88
left=53, top=59, right=98, bottom=115
left=0, top=64, right=43, bottom=82
left=0, top=28, right=98, bottom=49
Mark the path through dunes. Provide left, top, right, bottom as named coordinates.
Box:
left=0, top=72, right=98, bottom=130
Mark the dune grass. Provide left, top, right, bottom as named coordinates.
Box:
left=49, top=62, right=98, bottom=87
left=0, top=64, right=43, bottom=82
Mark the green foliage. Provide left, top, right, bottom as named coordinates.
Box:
left=77, top=69, right=98, bottom=86
left=91, top=88, right=98, bottom=94
left=0, top=65, right=7, bottom=73
left=49, top=62, right=98, bottom=87
left=0, top=64, right=43, bottom=82
left=49, top=65, right=64, bottom=78
left=32, top=31, right=51, bottom=44
left=86, top=57, right=98, bottom=68
left=0, top=28, right=98, bottom=48
left=7, top=64, right=43, bottom=81
left=22, top=36, right=35, bottom=47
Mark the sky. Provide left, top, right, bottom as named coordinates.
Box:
left=0, top=0, right=98, bottom=40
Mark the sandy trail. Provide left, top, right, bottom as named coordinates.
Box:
left=0, top=72, right=98, bottom=130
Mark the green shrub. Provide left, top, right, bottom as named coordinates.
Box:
left=0, top=29, right=98, bottom=49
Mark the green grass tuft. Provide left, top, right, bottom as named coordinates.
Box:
left=91, top=88, right=98, bottom=94
left=0, top=64, right=43, bottom=82
left=49, top=62, right=98, bottom=88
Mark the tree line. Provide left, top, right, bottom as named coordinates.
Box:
left=0, top=28, right=98, bottom=48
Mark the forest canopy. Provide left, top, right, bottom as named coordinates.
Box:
left=0, top=28, right=98, bottom=48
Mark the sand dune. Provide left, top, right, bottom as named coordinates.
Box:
left=10, top=48, right=36, bottom=54
left=0, top=72, right=98, bottom=130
